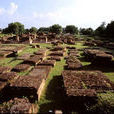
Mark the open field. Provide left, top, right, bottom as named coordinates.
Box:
left=0, top=36, right=114, bottom=113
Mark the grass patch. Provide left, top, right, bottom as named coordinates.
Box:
left=88, top=92, right=114, bottom=113
left=104, top=73, right=114, bottom=82
left=38, top=43, right=52, bottom=48
left=7, top=59, right=23, bottom=68
left=18, top=45, right=38, bottom=56
left=38, top=58, right=66, bottom=113
left=98, top=92, right=114, bottom=105
left=75, top=42, right=88, bottom=49
left=76, top=35, right=95, bottom=40
left=0, top=58, right=14, bottom=66
left=62, top=42, right=88, bottom=49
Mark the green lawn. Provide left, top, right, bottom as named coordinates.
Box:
left=38, top=58, right=66, bottom=113
left=62, top=42, right=88, bottom=49
left=0, top=58, right=14, bottom=66
left=18, top=45, right=38, bottom=56
left=37, top=43, right=52, bottom=48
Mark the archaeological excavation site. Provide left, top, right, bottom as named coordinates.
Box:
left=0, top=30, right=114, bottom=114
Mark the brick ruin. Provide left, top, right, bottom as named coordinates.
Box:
left=0, top=32, right=77, bottom=44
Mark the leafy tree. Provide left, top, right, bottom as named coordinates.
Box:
left=0, top=28, right=2, bottom=33
left=95, top=22, right=106, bottom=36
left=29, top=27, right=37, bottom=33
left=105, top=21, right=114, bottom=37
left=49, top=24, right=62, bottom=34
left=38, top=27, right=50, bottom=33
left=65, top=25, right=78, bottom=34
left=24, top=29, right=30, bottom=34
left=80, top=28, right=94, bottom=36
left=3, top=22, right=24, bottom=35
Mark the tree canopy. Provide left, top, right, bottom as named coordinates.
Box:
left=80, top=28, right=94, bottom=36
left=3, top=22, right=24, bottom=35
left=65, top=25, right=78, bottom=34
left=29, top=27, right=37, bottom=33
left=1, top=20, right=114, bottom=40
left=105, top=21, right=114, bottom=37
left=38, top=27, right=50, bottom=33
left=49, top=24, right=62, bottom=34
left=95, top=22, right=106, bottom=37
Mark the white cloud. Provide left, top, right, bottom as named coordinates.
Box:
left=32, top=0, right=114, bottom=29
left=8, top=2, right=18, bottom=15
left=0, top=2, right=18, bottom=16
left=1, top=0, right=114, bottom=29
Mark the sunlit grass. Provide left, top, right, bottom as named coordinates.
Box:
left=18, top=45, right=38, bottom=56
left=0, top=58, right=14, bottom=66
left=38, top=43, right=52, bottom=48
left=38, top=58, right=66, bottom=112
left=8, top=60, right=23, bottom=68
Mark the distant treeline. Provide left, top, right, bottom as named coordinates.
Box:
left=80, top=21, right=114, bottom=38
left=0, top=21, right=114, bottom=38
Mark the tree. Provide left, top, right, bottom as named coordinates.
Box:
left=29, top=27, right=37, bottom=33
left=0, top=28, right=2, bottom=33
left=38, top=27, right=50, bottom=33
left=95, top=22, right=106, bottom=36
left=80, top=28, right=94, bottom=36
left=65, top=25, right=78, bottom=34
left=49, top=24, right=62, bottom=34
left=24, top=29, right=30, bottom=34
left=105, top=21, right=114, bottom=37
left=3, top=22, right=24, bottom=35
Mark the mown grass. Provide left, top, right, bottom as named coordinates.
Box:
left=87, top=92, right=114, bottom=113
left=76, top=34, right=95, bottom=40
left=18, top=45, right=38, bottom=56
left=38, top=43, right=52, bottom=48
left=7, top=59, right=23, bottom=68
left=62, top=42, right=88, bottom=49
left=0, top=58, right=14, bottom=66
left=38, top=58, right=66, bottom=113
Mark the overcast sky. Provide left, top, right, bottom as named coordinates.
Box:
left=0, top=0, right=114, bottom=29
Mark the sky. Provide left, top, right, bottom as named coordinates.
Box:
left=0, top=0, right=114, bottom=29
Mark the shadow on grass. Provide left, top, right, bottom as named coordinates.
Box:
left=39, top=75, right=98, bottom=114
left=78, top=56, right=90, bottom=62
left=78, top=56, right=114, bottom=73
left=39, top=75, right=66, bottom=113
left=79, top=63, right=114, bottom=73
